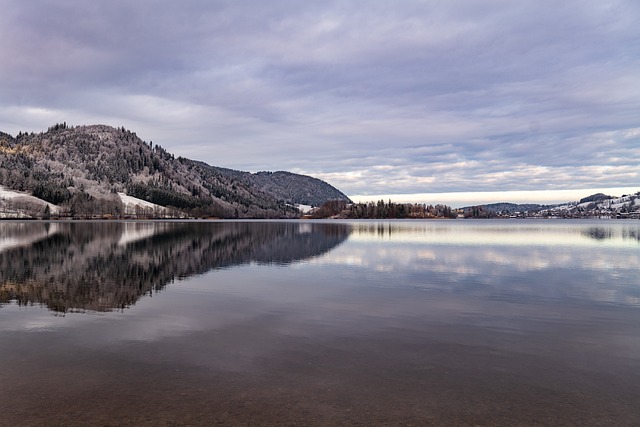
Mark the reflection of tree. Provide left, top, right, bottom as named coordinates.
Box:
left=622, top=228, right=640, bottom=243
left=0, top=222, right=350, bottom=313
left=582, top=227, right=613, bottom=240
left=581, top=226, right=640, bottom=242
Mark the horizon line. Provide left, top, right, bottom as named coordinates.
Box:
left=349, top=187, right=640, bottom=208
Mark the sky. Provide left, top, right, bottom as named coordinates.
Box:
left=0, top=0, right=639, bottom=206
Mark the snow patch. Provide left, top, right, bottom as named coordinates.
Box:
left=118, top=193, right=165, bottom=211
left=0, top=186, right=26, bottom=200
left=0, top=185, right=60, bottom=214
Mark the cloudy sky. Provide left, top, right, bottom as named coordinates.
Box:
left=1, top=0, right=638, bottom=205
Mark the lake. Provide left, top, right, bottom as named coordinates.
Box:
left=1, top=219, right=639, bottom=426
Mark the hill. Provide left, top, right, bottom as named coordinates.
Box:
left=0, top=124, right=350, bottom=218
left=543, top=192, right=640, bottom=218
left=461, top=192, right=640, bottom=219
left=461, top=202, right=552, bottom=217
left=211, top=168, right=349, bottom=207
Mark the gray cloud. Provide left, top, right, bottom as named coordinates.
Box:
left=1, top=0, right=639, bottom=198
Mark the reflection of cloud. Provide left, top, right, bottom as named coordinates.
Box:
left=415, top=250, right=436, bottom=261
left=346, top=220, right=640, bottom=248
left=314, top=221, right=640, bottom=307
left=340, top=255, right=365, bottom=267
left=323, top=240, right=639, bottom=275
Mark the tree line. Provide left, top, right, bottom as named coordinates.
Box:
left=310, top=199, right=457, bottom=219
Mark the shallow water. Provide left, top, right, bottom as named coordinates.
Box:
left=1, top=219, right=639, bottom=426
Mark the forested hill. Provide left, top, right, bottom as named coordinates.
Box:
left=0, top=124, right=350, bottom=218
left=204, top=166, right=350, bottom=207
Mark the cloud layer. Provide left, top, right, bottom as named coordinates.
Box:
left=1, top=0, right=639, bottom=197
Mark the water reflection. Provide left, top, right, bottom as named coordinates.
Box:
left=583, top=226, right=614, bottom=240
left=323, top=220, right=640, bottom=307
left=1, top=220, right=639, bottom=425
left=348, top=219, right=640, bottom=246
left=0, top=221, right=350, bottom=313
left=2, top=219, right=639, bottom=314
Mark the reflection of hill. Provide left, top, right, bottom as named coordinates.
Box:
left=0, top=222, right=350, bottom=313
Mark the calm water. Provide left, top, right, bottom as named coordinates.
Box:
left=1, top=220, right=639, bottom=426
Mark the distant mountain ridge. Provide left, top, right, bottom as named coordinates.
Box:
left=0, top=124, right=350, bottom=218
left=462, top=192, right=640, bottom=218
left=465, top=202, right=553, bottom=214
left=196, top=165, right=350, bottom=207
left=578, top=193, right=613, bottom=204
